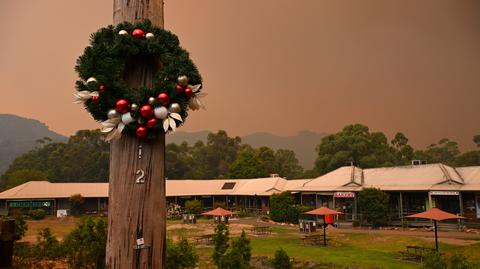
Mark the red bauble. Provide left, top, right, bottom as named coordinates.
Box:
left=98, top=85, right=105, bottom=92
left=132, top=29, right=145, bottom=38
left=91, top=96, right=100, bottom=103
left=136, top=126, right=148, bottom=139
left=175, top=84, right=184, bottom=94
left=157, top=92, right=170, bottom=105
left=115, top=99, right=129, bottom=113
left=140, top=105, right=153, bottom=118
left=184, top=87, right=193, bottom=97
left=146, top=118, right=157, bottom=129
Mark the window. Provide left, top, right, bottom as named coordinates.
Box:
left=221, top=182, right=236, bottom=190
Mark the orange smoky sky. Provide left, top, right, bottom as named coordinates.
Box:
left=0, top=0, right=479, bottom=150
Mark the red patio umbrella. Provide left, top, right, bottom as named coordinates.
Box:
left=201, top=207, right=235, bottom=216
left=406, top=207, right=466, bottom=251
left=305, top=207, right=343, bottom=246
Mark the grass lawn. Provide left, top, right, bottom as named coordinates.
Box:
left=21, top=217, right=480, bottom=268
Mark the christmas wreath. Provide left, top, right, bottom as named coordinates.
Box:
left=74, top=20, right=205, bottom=140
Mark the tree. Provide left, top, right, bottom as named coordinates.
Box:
left=219, top=231, right=251, bottom=269
left=274, top=149, right=304, bottom=179
left=166, top=238, right=198, bottom=269
left=63, top=217, right=107, bottom=269
left=414, top=138, right=460, bottom=165
left=1, top=169, right=48, bottom=190
left=229, top=150, right=268, bottom=179
left=454, top=135, right=480, bottom=166
left=212, top=222, right=229, bottom=267
left=391, top=132, right=414, bottom=165
left=256, top=147, right=276, bottom=174
left=358, top=188, right=389, bottom=227
left=184, top=200, right=202, bottom=215
left=269, top=192, right=295, bottom=223
left=1, top=130, right=109, bottom=187
left=313, top=124, right=399, bottom=175
left=69, top=194, right=85, bottom=216
left=474, top=135, right=480, bottom=147
left=272, top=248, right=291, bottom=269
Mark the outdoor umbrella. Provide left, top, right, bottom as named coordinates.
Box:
left=202, top=207, right=235, bottom=223
left=304, top=207, right=343, bottom=246
left=406, top=207, right=466, bottom=251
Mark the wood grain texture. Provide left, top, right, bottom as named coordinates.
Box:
left=108, top=1, right=166, bottom=268
left=113, top=0, right=164, bottom=27
left=107, top=135, right=166, bottom=269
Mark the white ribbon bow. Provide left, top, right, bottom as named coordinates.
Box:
left=188, top=84, right=207, bottom=111
left=74, top=91, right=99, bottom=104
left=100, top=118, right=125, bottom=141
left=163, top=113, right=183, bottom=132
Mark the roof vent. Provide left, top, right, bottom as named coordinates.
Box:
left=411, top=160, right=427, bottom=166
left=270, top=173, right=279, bottom=178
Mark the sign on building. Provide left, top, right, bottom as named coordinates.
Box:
left=334, top=192, right=355, bottom=198
left=429, top=191, right=459, bottom=196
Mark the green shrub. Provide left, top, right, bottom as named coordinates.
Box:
left=272, top=248, right=291, bottom=269
left=62, top=216, right=107, bottom=269
left=29, top=209, right=46, bottom=220
left=358, top=188, right=389, bottom=227
left=69, top=194, right=85, bottom=216
left=219, top=231, right=251, bottom=269
left=184, top=200, right=202, bottom=215
left=33, top=228, right=63, bottom=259
left=212, top=222, right=229, bottom=267
left=166, top=238, right=198, bottom=269
left=13, top=213, right=28, bottom=239
left=213, top=201, right=227, bottom=209
left=269, top=192, right=295, bottom=223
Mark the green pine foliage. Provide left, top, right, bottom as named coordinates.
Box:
left=62, top=217, right=108, bottom=269
left=272, top=248, right=292, bottom=269
left=166, top=238, right=199, bottom=269
left=218, top=230, right=251, bottom=269
left=212, top=222, right=230, bottom=267
left=75, top=20, right=202, bottom=138
left=358, top=188, right=389, bottom=227
left=12, top=213, right=28, bottom=240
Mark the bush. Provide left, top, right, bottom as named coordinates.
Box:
left=29, top=209, right=46, bottom=220
left=358, top=188, right=389, bottom=227
left=33, top=228, right=63, bottom=259
left=213, top=201, right=227, bottom=209
left=69, top=194, right=85, bottom=216
left=212, top=222, right=229, bottom=267
left=13, top=213, right=28, bottom=239
left=167, top=203, right=183, bottom=219
left=184, top=200, right=202, bottom=215
left=62, top=217, right=107, bottom=269
left=219, top=230, right=251, bottom=269
left=422, top=251, right=479, bottom=269
left=272, top=248, right=291, bottom=269
left=166, top=238, right=198, bottom=269
left=270, top=192, right=303, bottom=223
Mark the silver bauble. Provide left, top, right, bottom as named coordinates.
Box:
left=118, top=30, right=128, bottom=35
left=86, top=77, right=97, bottom=84
left=131, top=104, right=139, bottom=111
left=121, top=112, right=135, bottom=125
left=148, top=97, right=155, bottom=105
left=146, top=33, right=155, bottom=39
left=107, top=109, right=120, bottom=120
left=169, top=103, right=181, bottom=113
left=177, top=75, right=188, bottom=87
left=154, top=106, right=168, bottom=119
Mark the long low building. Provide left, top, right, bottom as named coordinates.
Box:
left=0, top=163, right=479, bottom=225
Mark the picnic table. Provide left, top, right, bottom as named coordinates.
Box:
left=194, top=234, right=214, bottom=245
left=399, top=245, right=437, bottom=262
left=302, top=233, right=329, bottom=246
left=251, top=225, right=271, bottom=236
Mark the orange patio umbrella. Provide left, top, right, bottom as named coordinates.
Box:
left=305, top=207, right=343, bottom=246
left=406, top=207, right=466, bottom=251
left=201, top=207, right=235, bottom=216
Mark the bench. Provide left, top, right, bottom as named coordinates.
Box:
left=251, top=225, right=271, bottom=236
left=302, top=233, right=329, bottom=246
left=194, top=234, right=214, bottom=245
left=399, top=246, right=437, bottom=262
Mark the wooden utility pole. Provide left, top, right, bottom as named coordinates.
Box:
left=107, top=1, right=166, bottom=268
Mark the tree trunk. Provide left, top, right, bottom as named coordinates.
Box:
left=107, top=1, right=166, bottom=268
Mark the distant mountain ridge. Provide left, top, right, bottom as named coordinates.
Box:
left=0, top=115, right=325, bottom=174
left=168, top=130, right=326, bottom=169
left=0, top=114, right=67, bottom=174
